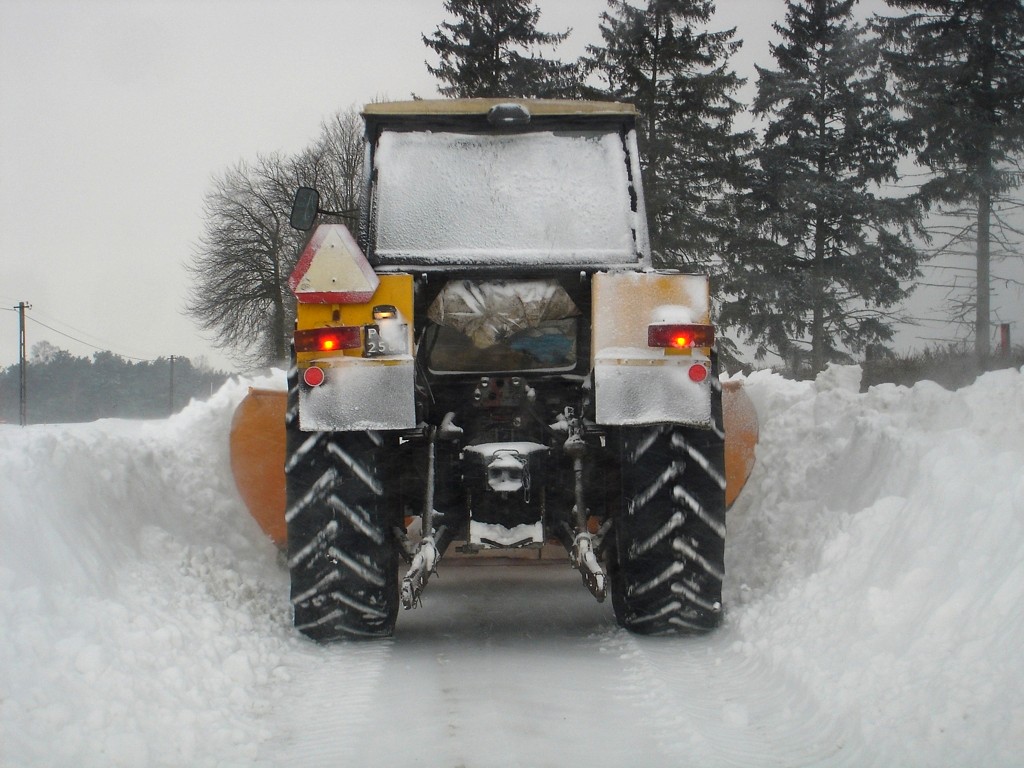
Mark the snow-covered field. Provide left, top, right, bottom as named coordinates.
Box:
left=2, top=365, right=1022, bottom=767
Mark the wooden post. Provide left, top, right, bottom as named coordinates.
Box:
left=16, top=301, right=31, bottom=426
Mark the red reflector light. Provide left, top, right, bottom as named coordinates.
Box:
left=303, top=366, right=326, bottom=387
left=688, top=364, right=709, bottom=383
left=294, top=326, right=361, bottom=353
left=648, top=324, right=715, bottom=349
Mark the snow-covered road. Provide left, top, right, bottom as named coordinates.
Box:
left=265, top=564, right=861, bottom=768
left=2, top=366, right=1022, bottom=767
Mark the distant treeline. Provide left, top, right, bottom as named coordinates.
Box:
left=728, top=343, right=1024, bottom=391
left=861, top=346, right=1024, bottom=392
left=0, top=346, right=230, bottom=424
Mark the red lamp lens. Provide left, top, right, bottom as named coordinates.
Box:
left=294, top=326, right=361, bottom=353
left=648, top=324, right=715, bottom=348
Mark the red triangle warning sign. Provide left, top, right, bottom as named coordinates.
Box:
left=288, top=224, right=380, bottom=304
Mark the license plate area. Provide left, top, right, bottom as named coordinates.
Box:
left=364, top=323, right=409, bottom=357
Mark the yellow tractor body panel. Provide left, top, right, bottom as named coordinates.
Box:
left=295, top=273, right=415, bottom=365
left=293, top=271, right=416, bottom=431
left=591, top=270, right=711, bottom=352
left=591, top=271, right=714, bottom=426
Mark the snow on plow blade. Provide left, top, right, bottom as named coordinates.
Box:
left=228, top=383, right=758, bottom=546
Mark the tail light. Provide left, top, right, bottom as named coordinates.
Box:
left=648, top=324, right=715, bottom=349
left=294, top=326, right=361, bottom=353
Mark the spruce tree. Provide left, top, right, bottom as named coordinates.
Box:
left=423, top=0, right=581, bottom=98
left=585, top=0, right=751, bottom=270
left=878, top=0, right=1024, bottom=361
left=722, top=0, right=923, bottom=375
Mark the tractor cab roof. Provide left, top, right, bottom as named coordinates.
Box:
left=362, top=98, right=636, bottom=118
left=361, top=99, right=637, bottom=133
left=360, top=98, right=650, bottom=272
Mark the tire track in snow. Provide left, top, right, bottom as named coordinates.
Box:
left=262, top=564, right=679, bottom=767
left=260, top=564, right=878, bottom=766
left=343, top=564, right=651, bottom=768
left=597, top=626, right=875, bottom=767
left=258, top=640, right=392, bottom=767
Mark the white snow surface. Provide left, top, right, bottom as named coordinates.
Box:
left=2, top=365, right=1022, bottom=767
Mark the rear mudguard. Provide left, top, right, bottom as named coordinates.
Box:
left=229, top=383, right=759, bottom=546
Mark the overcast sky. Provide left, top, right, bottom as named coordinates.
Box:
left=2, top=0, right=1017, bottom=374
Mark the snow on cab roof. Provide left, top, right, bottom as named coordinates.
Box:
left=362, top=98, right=637, bottom=118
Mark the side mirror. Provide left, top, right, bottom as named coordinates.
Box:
left=290, top=187, right=320, bottom=231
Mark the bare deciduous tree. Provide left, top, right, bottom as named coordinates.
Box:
left=915, top=190, right=1024, bottom=347
left=312, top=107, right=365, bottom=228
left=187, top=107, right=365, bottom=369
left=187, top=153, right=299, bottom=369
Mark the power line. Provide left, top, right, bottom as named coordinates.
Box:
left=27, top=305, right=147, bottom=355
left=3, top=302, right=161, bottom=362
left=23, top=315, right=157, bottom=362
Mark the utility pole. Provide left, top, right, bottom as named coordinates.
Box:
left=16, top=301, right=31, bottom=426
left=168, top=355, right=176, bottom=415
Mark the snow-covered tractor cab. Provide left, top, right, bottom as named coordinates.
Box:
left=270, top=99, right=756, bottom=641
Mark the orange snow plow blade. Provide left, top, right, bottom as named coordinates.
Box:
left=229, top=383, right=758, bottom=546
left=229, top=388, right=287, bottom=547
left=722, top=381, right=759, bottom=508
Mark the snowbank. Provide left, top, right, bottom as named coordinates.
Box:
left=726, top=364, right=1024, bottom=765
left=1, top=364, right=1022, bottom=766
left=0, top=372, right=293, bottom=767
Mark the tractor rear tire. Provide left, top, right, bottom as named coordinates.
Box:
left=284, top=361, right=399, bottom=641
left=610, top=377, right=727, bottom=634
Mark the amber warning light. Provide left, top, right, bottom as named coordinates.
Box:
left=294, top=326, right=361, bottom=353
left=648, top=324, right=715, bottom=349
